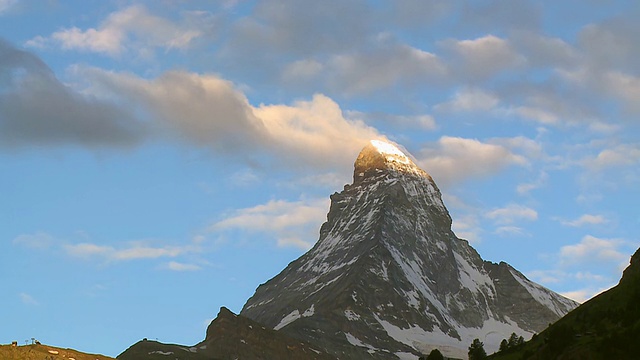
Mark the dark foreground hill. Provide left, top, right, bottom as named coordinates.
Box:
left=117, top=307, right=336, bottom=360
left=0, top=343, right=114, bottom=360
left=490, top=247, right=640, bottom=360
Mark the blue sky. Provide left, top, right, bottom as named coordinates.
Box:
left=1, top=0, right=639, bottom=356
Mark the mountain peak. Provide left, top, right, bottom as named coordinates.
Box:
left=354, top=139, right=427, bottom=182
left=242, top=140, right=577, bottom=359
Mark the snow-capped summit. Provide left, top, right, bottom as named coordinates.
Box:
left=354, top=139, right=427, bottom=182
left=241, top=140, right=578, bottom=359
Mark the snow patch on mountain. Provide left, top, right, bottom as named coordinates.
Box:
left=344, top=309, right=361, bottom=321
left=345, top=332, right=378, bottom=351
left=274, top=304, right=315, bottom=330
left=454, top=251, right=495, bottom=296
left=509, top=268, right=578, bottom=316
left=370, top=139, right=412, bottom=165
left=374, top=313, right=533, bottom=359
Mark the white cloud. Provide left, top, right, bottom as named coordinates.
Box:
left=441, top=35, right=525, bottom=80
left=389, top=114, right=437, bottom=130
left=507, top=105, right=559, bottom=124
left=560, top=235, right=628, bottom=266
left=0, top=0, right=17, bottom=14
left=210, top=198, right=329, bottom=249
left=287, top=172, right=350, bottom=191
left=561, top=286, right=611, bottom=303
left=13, top=232, right=54, bottom=249
left=578, top=20, right=640, bottom=75
left=19, top=292, right=39, bottom=306
left=227, top=0, right=371, bottom=57
left=526, top=269, right=565, bottom=285
left=64, top=242, right=192, bottom=262
left=492, top=137, right=545, bottom=162
left=228, top=169, right=261, bottom=187
left=418, top=136, right=527, bottom=186
left=26, top=5, right=203, bottom=57
left=451, top=214, right=482, bottom=243
left=586, top=143, right=640, bottom=170
left=512, top=31, right=579, bottom=68
left=444, top=194, right=483, bottom=243
left=166, top=261, right=202, bottom=271
left=64, top=243, right=114, bottom=258
left=561, top=214, right=608, bottom=227
left=485, top=204, right=538, bottom=225
left=113, top=245, right=185, bottom=261
left=494, top=226, right=528, bottom=237
left=516, top=171, right=548, bottom=195
left=602, top=71, right=640, bottom=113
left=434, top=87, right=499, bottom=112
left=559, top=66, right=640, bottom=118
left=253, top=94, right=382, bottom=167
left=328, top=42, right=446, bottom=94
left=347, top=110, right=437, bottom=131
left=281, top=59, right=324, bottom=82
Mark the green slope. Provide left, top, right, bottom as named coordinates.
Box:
left=489, top=247, right=640, bottom=360
left=0, top=343, right=114, bottom=360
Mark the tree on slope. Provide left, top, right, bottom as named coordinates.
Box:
left=423, top=348, right=444, bottom=360
left=468, top=338, right=487, bottom=360
left=499, top=339, right=509, bottom=352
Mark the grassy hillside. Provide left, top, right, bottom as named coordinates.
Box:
left=0, top=343, right=114, bottom=360
left=489, top=247, right=640, bottom=360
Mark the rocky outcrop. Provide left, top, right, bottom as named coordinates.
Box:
left=118, top=307, right=335, bottom=360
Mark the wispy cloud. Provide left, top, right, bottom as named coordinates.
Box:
left=560, top=235, right=629, bottom=267
left=327, top=41, right=446, bottom=95
left=528, top=235, right=635, bottom=302
left=434, top=87, right=499, bottom=113
left=451, top=214, right=482, bottom=243
left=560, top=214, right=608, bottom=227
left=166, top=261, right=202, bottom=272
left=26, top=5, right=206, bottom=57
left=560, top=286, right=612, bottom=304
left=485, top=204, right=538, bottom=225
left=64, top=241, right=194, bottom=262
left=440, top=35, right=525, bottom=81
left=19, top=292, right=39, bottom=306
left=418, top=136, right=527, bottom=186
left=209, top=198, right=329, bottom=249
left=494, top=226, right=529, bottom=237
left=13, top=232, right=54, bottom=249
left=0, top=0, right=16, bottom=14
left=516, top=171, right=548, bottom=195
left=585, top=143, right=640, bottom=171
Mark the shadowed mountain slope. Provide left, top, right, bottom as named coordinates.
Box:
left=490, top=247, right=640, bottom=360
left=117, top=307, right=336, bottom=360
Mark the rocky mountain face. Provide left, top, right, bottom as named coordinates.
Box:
left=118, top=307, right=336, bottom=360
left=241, top=140, right=578, bottom=359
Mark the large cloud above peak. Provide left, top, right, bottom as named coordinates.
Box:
left=418, top=136, right=527, bottom=186
left=82, top=67, right=382, bottom=170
